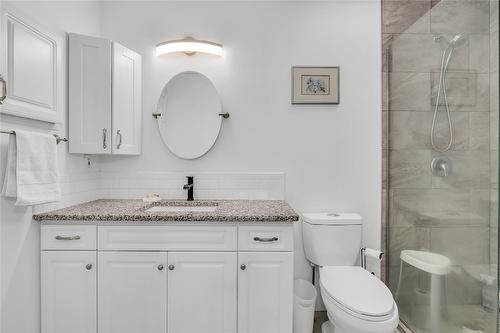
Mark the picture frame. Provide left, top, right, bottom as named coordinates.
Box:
left=291, top=66, right=340, bottom=104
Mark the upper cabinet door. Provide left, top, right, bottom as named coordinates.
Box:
left=0, top=5, right=63, bottom=123
left=98, top=252, right=167, bottom=333
left=68, top=33, right=112, bottom=154
left=167, top=252, right=237, bottom=333
left=238, top=252, right=294, bottom=333
left=41, top=251, right=97, bottom=333
left=112, top=42, right=142, bottom=155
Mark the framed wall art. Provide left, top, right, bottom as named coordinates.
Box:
left=291, top=66, right=340, bottom=104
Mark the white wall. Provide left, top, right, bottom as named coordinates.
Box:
left=0, top=2, right=102, bottom=333
left=99, top=1, right=382, bottom=279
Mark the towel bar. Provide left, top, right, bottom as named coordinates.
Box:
left=0, top=129, right=68, bottom=144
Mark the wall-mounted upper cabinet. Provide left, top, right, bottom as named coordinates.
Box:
left=0, top=5, right=64, bottom=123
left=69, top=33, right=142, bottom=155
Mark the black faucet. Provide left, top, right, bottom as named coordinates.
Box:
left=183, top=176, right=194, bottom=201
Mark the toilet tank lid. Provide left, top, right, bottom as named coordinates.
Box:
left=302, top=213, right=362, bottom=225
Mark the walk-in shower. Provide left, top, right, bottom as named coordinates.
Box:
left=383, top=1, right=499, bottom=332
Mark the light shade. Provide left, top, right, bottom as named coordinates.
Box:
left=156, top=38, right=223, bottom=57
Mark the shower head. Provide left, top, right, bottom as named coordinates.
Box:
left=446, top=34, right=466, bottom=48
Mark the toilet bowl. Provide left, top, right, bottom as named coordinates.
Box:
left=319, top=266, right=399, bottom=333
left=301, top=213, right=399, bottom=333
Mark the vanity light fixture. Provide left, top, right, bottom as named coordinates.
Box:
left=155, top=37, right=223, bottom=57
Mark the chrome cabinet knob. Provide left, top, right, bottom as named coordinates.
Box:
left=158, top=264, right=164, bottom=271
left=240, top=264, right=246, bottom=270
left=168, top=264, right=175, bottom=271
left=86, top=264, right=93, bottom=270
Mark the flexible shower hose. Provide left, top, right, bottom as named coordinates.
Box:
left=430, top=46, right=454, bottom=152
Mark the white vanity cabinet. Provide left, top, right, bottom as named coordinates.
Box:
left=238, top=252, right=294, bottom=333
left=41, top=251, right=97, bottom=333
left=168, top=252, right=237, bottom=333
left=98, top=252, right=168, bottom=333
left=68, top=33, right=142, bottom=155
left=41, top=223, right=294, bottom=333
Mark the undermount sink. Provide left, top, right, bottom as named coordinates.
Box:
left=144, top=201, right=219, bottom=213
left=146, top=206, right=218, bottom=213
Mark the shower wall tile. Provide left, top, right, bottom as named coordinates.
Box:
left=469, top=112, right=490, bottom=150
left=389, top=150, right=432, bottom=188
left=491, top=0, right=499, bottom=33
left=390, top=72, right=489, bottom=112
left=490, top=227, right=498, bottom=265
left=490, top=95, right=498, bottom=150
left=448, top=73, right=490, bottom=112
left=491, top=71, right=499, bottom=113
left=432, top=111, right=470, bottom=149
left=390, top=112, right=431, bottom=149
left=430, top=71, right=478, bottom=107
left=383, top=0, right=431, bottom=33
left=391, top=33, right=469, bottom=72
left=430, top=226, right=490, bottom=264
left=431, top=70, right=490, bottom=112
left=431, top=150, right=490, bottom=189
left=470, top=189, right=492, bottom=223
left=491, top=150, right=498, bottom=187
left=390, top=111, right=476, bottom=150
left=490, top=190, right=498, bottom=228
left=469, top=34, right=491, bottom=73
left=390, top=188, right=490, bottom=226
left=389, top=73, right=432, bottom=111
left=491, top=30, right=499, bottom=71
left=430, top=0, right=490, bottom=34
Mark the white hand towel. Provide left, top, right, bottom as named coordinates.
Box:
left=1, top=130, right=61, bottom=205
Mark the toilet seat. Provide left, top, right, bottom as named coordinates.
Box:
left=319, top=266, right=396, bottom=322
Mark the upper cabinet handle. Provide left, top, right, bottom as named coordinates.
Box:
left=0, top=75, right=6, bottom=104
left=253, top=236, right=279, bottom=242
left=102, top=128, right=107, bottom=149
left=55, top=235, right=81, bottom=241
left=116, top=130, right=122, bottom=149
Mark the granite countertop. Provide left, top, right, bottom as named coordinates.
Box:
left=33, top=199, right=299, bottom=223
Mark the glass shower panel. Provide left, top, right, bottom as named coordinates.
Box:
left=384, top=0, right=499, bottom=332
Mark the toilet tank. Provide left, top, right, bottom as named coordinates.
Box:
left=302, top=213, right=362, bottom=267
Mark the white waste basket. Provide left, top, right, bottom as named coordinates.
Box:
left=293, top=279, right=317, bottom=333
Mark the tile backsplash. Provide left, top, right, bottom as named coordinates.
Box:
left=99, top=171, right=285, bottom=201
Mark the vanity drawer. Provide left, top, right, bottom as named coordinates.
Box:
left=41, top=225, right=97, bottom=250
left=238, top=225, right=293, bottom=251
left=98, top=225, right=237, bottom=251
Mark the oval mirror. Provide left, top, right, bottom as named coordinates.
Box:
left=156, top=71, right=222, bottom=159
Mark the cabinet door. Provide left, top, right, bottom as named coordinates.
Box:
left=168, top=252, right=237, bottom=333
left=0, top=4, right=63, bottom=123
left=238, top=252, right=293, bottom=333
left=41, top=251, right=96, bottom=333
left=69, top=33, right=111, bottom=154
left=112, top=42, right=141, bottom=155
left=98, top=252, right=167, bottom=333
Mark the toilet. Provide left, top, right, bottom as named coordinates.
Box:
left=302, top=213, right=399, bottom=333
